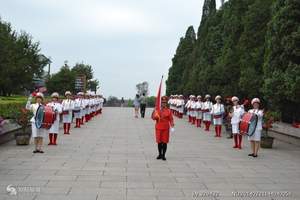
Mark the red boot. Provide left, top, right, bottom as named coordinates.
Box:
left=233, top=134, right=238, bottom=148
left=218, top=125, right=222, bottom=137
left=207, top=121, right=211, bottom=131
left=48, top=134, right=53, bottom=145
left=63, top=123, right=67, bottom=134
left=53, top=134, right=57, bottom=145
left=238, top=134, right=243, bottom=149
left=75, top=119, right=80, bottom=128
left=214, top=126, right=218, bottom=137
left=67, top=123, right=71, bottom=134
left=196, top=119, right=200, bottom=127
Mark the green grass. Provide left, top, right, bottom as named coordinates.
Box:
left=0, top=96, right=27, bottom=103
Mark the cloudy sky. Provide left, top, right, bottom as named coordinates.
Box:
left=1, top=0, right=223, bottom=98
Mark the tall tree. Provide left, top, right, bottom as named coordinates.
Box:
left=46, top=64, right=75, bottom=95
left=0, top=19, right=49, bottom=96
left=263, top=0, right=300, bottom=122
left=166, top=26, right=196, bottom=95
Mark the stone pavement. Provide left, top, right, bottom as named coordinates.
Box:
left=0, top=107, right=300, bottom=200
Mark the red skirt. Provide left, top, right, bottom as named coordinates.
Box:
left=155, top=129, right=170, bottom=143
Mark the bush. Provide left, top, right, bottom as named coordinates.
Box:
left=127, top=99, right=133, bottom=107
left=0, top=101, right=26, bottom=119
left=146, top=96, right=156, bottom=108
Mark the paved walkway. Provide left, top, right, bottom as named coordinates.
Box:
left=0, top=107, right=300, bottom=200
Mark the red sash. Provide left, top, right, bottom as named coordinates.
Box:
left=62, top=110, right=69, bottom=115
left=213, top=114, right=222, bottom=119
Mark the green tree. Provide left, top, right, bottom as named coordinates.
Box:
left=72, top=63, right=93, bottom=80
left=263, top=0, right=300, bottom=122
left=88, top=79, right=99, bottom=93
left=166, top=26, right=196, bottom=95
left=0, top=18, right=49, bottom=96
left=46, top=64, right=75, bottom=95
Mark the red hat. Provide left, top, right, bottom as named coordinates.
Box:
left=161, top=96, right=169, bottom=102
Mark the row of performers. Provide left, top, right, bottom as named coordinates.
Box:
left=168, top=94, right=263, bottom=158
left=25, top=91, right=104, bottom=153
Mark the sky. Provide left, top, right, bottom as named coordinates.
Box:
left=1, top=0, right=223, bottom=99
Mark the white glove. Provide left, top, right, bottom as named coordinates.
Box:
left=170, top=127, right=175, bottom=133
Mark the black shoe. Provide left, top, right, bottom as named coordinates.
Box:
left=33, top=150, right=39, bottom=153
left=248, top=153, right=254, bottom=157
left=253, top=154, right=258, bottom=158
left=38, top=150, right=44, bottom=153
left=156, top=155, right=162, bottom=159
left=162, top=156, right=166, bottom=161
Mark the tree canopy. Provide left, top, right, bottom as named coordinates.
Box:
left=46, top=62, right=99, bottom=95
left=166, top=0, right=300, bottom=122
left=0, top=18, right=50, bottom=96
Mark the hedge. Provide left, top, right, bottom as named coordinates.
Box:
left=0, top=101, right=26, bottom=119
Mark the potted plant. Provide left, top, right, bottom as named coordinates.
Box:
left=12, top=108, right=33, bottom=145
left=261, top=111, right=281, bottom=148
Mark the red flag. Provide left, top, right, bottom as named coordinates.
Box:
left=155, top=76, right=163, bottom=111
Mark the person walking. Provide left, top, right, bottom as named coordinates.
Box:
left=151, top=96, right=174, bottom=161
left=140, top=93, right=147, bottom=118
left=133, top=94, right=140, bottom=118
left=120, top=97, right=125, bottom=107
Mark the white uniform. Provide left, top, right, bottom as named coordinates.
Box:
left=96, top=97, right=100, bottom=112
left=202, top=101, right=213, bottom=121
left=26, top=101, right=47, bottom=138
left=74, top=98, right=82, bottom=119
left=248, top=109, right=264, bottom=141
left=46, top=102, right=63, bottom=134
left=168, top=98, right=173, bottom=111
left=185, top=100, right=192, bottom=116
left=177, top=99, right=185, bottom=114
left=62, top=99, right=75, bottom=123
left=231, top=105, right=245, bottom=134
left=92, top=98, right=96, bottom=113
left=80, top=99, right=85, bottom=118
left=195, top=101, right=203, bottom=119
left=87, top=99, right=92, bottom=115
left=99, top=97, right=104, bottom=109
left=190, top=101, right=197, bottom=118
left=211, top=103, right=225, bottom=125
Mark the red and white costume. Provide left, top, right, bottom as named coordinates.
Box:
left=202, top=95, right=213, bottom=131
left=62, top=91, right=74, bottom=134
left=231, top=96, right=245, bottom=149
left=195, top=96, right=203, bottom=127
left=47, top=92, right=63, bottom=145
left=211, top=95, right=225, bottom=137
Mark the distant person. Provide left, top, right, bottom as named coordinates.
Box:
left=120, top=97, right=125, bottom=107
left=133, top=94, right=140, bottom=118
left=140, top=93, right=147, bottom=118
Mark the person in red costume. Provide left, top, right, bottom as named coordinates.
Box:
left=151, top=96, right=175, bottom=161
